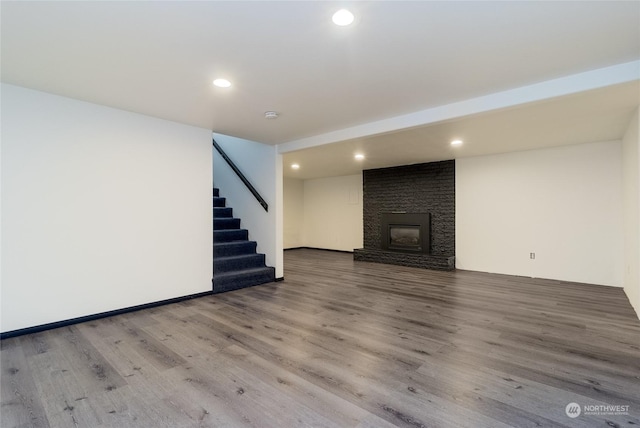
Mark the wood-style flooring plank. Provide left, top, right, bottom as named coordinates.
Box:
left=0, top=338, right=50, bottom=428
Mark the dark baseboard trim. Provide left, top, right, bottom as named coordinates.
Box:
left=0, top=290, right=214, bottom=340
left=284, top=246, right=354, bottom=254
left=275, top=277, right=285, bottom=282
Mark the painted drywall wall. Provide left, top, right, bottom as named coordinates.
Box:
left=213, top=133, right=283, bottom=278
left=456, top=141, right=623, bottom=287
left=622, top=108, right=640, bottom=317
left=1, top=83, right=213, bottom=333
left=284, top=177, right=304, bottom=249
left=302, top=174, right=363, bottom=252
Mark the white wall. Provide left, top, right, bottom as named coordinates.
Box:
left=456, top=141, right=623, bottom=287
left=213, top=133, right=283, bottom=278
left=1, top=84, right=213, bottom=333
left=622, top=108, right=640, bottom=317
left=302, top=174, right=363, bottom=252
left=284, top=177, right=304, bottom=249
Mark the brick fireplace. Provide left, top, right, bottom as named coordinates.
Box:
left=353, top=160, right=455, bottom=270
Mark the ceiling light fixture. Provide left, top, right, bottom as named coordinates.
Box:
left=332, top=9, right=354, bottom=26
left=264, top=111, right=279, bottom=119
left=213, top=78, right=231, bottom=88
left=291, top=163, right=300, bottom=170
left=354, top=153, right=365, bottom=160
left=451, top=139, right=463, bottom=146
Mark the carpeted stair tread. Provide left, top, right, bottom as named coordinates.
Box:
left=213, top=196, right=226, bottom=207
left=214, top=253, right=266, bottom=273
left=214, top=229, right=249, bottom=242
left=214, top=207, right=233, bottom=218
left=213, top=188, right=219, bottom=197
left=214, top=217, right=241, bottom=230
left=214, top=241, right=257, bottom=257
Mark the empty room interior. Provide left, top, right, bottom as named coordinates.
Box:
left=1, top=2, right=639, bottom=427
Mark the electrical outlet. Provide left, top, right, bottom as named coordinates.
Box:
left=530, top=252, right=536, bottom=260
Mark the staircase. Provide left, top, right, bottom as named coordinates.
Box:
left=213, top=188, right=275, bottom=293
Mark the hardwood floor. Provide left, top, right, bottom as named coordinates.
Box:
left=2, top=248, right=639, bottom=427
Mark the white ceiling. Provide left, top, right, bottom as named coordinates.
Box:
left=283, top=81, right=639, bottom=179
left=2, top=1, right=639, bottom=179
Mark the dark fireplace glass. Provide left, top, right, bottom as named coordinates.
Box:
left=381, top=212, right=430, bottom=254
left=389, top=225, right=421, bottom=249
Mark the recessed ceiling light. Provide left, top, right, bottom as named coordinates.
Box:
left=354, top=153, right=365, bottom=160
left=291, top=163, right=300, bottom=170
left=332, top=9, right=354, bottom=26
left=264, top=111, right=279, bottom=119
left=213, top=78, right=231, bottom=88
left=451, top=139, right=463, bottom=146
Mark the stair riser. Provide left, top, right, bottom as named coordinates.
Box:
left=213, top=188, right=219, bottom=197
left=213, top=268, right=276, bottom=293
left=214, top=207, right=233, bottom=218
left=214, top=229, right=249, bottom=242
left=214, top=254, right=266, bottom=273
left=214, top=242, right=257, bottom=257
left=213, top=197, right=226, bottom=207
left=214, top=218, right=241, bottom=230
